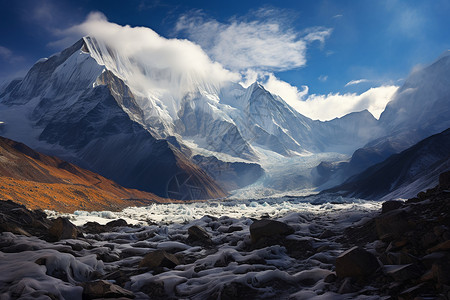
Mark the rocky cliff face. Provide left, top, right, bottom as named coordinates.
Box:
left=0, top=39, right=225, bottom=200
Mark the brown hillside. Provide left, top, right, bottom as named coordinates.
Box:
left=0, top=136, right=174, bottom=212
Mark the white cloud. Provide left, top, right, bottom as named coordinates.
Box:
left=175, top=12, right=331, bottom=72
left=53, top=11, right=396, bottom=122
left=0, top=46, right=23, bottom=63
left=56, top=12, right=239, bottom=99
left=285, top=85, right=398, bottom=121
left=318, top=75, right=328, bottom=82
left=345, top=78, right=369, bottom=86
left=239, top=71, right=398, bottom=121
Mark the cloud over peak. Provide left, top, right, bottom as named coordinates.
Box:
left=175, top=11, right=332, bottom=72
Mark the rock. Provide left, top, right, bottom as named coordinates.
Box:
left=335, top=246, right=380, bottom=279
left=226, top=226, right=243, bottom=233
left=48, top=217, right=80, bottom=241
left=106, top=219, right=128, bottom=227
left=432, top=262, right=450, bottom=285
left=422, top=252, right=450, bottom=268
left=427, top=240, right=450, bottom=253
left=249, top=219, right=294, bottom=244
left=324, top=273, right=337, bottom=283
left=338, top=278, right=358, bottom=294
left=375, top=210, right=411, bottom=240
left=139, top=250, right=180, bottom=270
left=398, top=283, right=431, bottom=300
left=0, top=200, right=51, bottom=237
left=433, top=225, right=447, bottom=237
left=187, top=225, right=211, bottom=244
left=381, top=252, right=419, bottom=265
left=83, top=221, right=108, bottom=234
left=219, top=282, right=258, bottom=300
left=319, top=229, right=335, bottom=239
left=439, top=171, right=450, bottom=189
left=381, top=200, right=404, bottom=213
left=386, top=264, right=422, bottom=282
left=421, top=232, right=438, bottom=249
left=81, top=280, right=134, bottom=299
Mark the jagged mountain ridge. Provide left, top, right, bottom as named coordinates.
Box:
left=0, top=39, right=226, bottom=200
left=0, top=36, right=382, bottom=197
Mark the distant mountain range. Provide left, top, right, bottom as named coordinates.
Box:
left=324, top=127, right=450, bottom=200
left=0, top=36, right=449, bottom=201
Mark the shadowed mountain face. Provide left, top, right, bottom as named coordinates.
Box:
left=325, top=128, right=450, bottom=200
left=0, top=39, right=225, bottom=200
left=1, top=37, right=449, bottom=200
left=0, top=135, right=174, bottom=212
left=0, top=37, right=382, bottom=198
left=315, top=52, right=450, bottom=190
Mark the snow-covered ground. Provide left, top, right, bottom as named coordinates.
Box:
left=1, top=194, right=383, bottom=299
left=48, top=194, right=380, bottom=226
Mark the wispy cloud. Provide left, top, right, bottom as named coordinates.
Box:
left=318, top=75, right=328, bottom=82
left=0, top=46, right=24, bottom=63
left=175, top=10, right=332, bottom=72
left=345, top=79, right=369, bottom=87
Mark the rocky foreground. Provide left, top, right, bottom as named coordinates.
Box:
left=0, top=172, right=449, bottom=299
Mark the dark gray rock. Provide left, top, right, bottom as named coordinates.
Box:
left=81, top=280, right=134, bottom=299
left=249, top=219, right=294, bottom=244
left=188, top=225, right=212, bottom=244
left=381, top=200, right=404, bottom=214
left=139, top=250, right=180, bottom=270
left=335, top=246, right=380, bottom=279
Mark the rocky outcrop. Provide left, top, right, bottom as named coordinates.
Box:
left=333, top=171, right=450, bottom=298
left=49, top=217, right=81, bottom=241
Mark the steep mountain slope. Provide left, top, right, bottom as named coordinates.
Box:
left=0, top=36, right=382, bottom=198
left=325, top=128, right=450, bottom=199
left=315, top=51, right=450, bottom=188
left=0, top=39, right=226, bottom=200
left=0, top=135, right=172, bottom=212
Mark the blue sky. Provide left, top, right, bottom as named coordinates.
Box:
left=1, top=0, right=449, bottom=120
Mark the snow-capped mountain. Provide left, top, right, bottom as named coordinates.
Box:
left=0, top=37, right=383, bottom=198
left=0, top=39, right=225, bottom=200
left=2, top=36, right=447, bottom=199
left=316, top=51, right=450, bottom=191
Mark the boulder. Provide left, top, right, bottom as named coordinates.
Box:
left=335, top=246, right=380, bottom=279
left=187, top=225, right=211, bottom=243
left=427, top=240, right=450, bottom=253
left=386, top=264, right=422, bottom=282
left=439, top=171, right=450, bottom=189
left=106, top=219, right=128, bottom=228
left=48, top=217, right=80, bottom=241
left=249, top=219, right=294, bottom=244
left=381, top=200, right=404, bottom=214
left=375, top=209, right=411, bottom=240
left=0, top=200, right=51, bottom=237
left=81, top=280, right=134, bottom=299
left=139, top=250, right=180, bottom=270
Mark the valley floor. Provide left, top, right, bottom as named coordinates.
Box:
left=0, top=174, right=449, bottom=299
